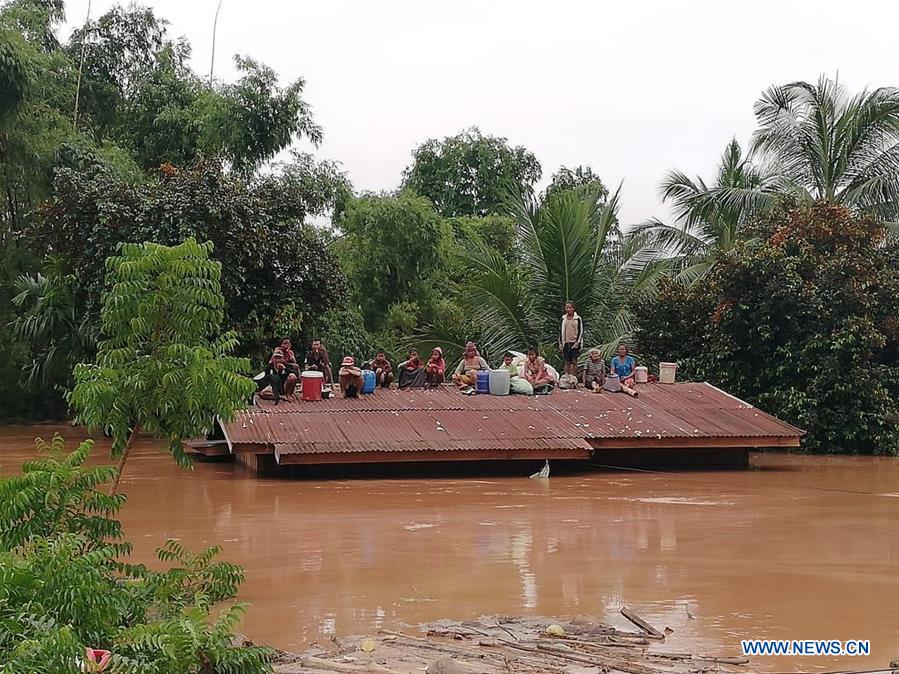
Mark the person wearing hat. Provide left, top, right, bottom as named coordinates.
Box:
left=424, top=347, right=446, bottom=387
left=397, top=348, right=427, bottom=389
left=451, top=341, right=489, bottom=388
left=338, top=356, right=363, bottom=398
left=265, top=348, right=298, bottom=404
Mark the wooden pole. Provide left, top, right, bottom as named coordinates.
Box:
left=620, top=608, right=663, bottom=640
left=620, top=384, right=639, bottom=398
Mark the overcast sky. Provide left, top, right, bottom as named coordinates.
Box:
left=62, top=0, right=899, bottom=225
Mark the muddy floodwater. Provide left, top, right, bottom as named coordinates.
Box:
left=3, top=425, right=898, bottom=672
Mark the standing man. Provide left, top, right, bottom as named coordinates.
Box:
left=305, top=338, right=333, bottom=384
left=558, top=300, right=583, bottom=383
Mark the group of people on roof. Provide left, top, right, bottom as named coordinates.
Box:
left=258, top=301, right=640, bottom=403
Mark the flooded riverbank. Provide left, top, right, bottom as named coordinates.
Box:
left=2, top=425, right=897, bottom=672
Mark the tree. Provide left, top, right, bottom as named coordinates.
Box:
left=402, top=127, right=541, bottom=217
left=66, top=5, right=185, bottom=137
left=635, top=139, right=778, bottom=282
left=0, top=435, right=273, bottom=673
left=543, top=165, right=609, bottom=202
left=634, top=202, right=899, bottom=454
left=711, top=76, right=899, bottom=224
left=449, top=214, right=518, bottom=257
left=200, top=56, right=322, bottom=173
left=30, top=158, right=348, bottom=359
left=69, top=239, right=255, bottom=494
left=426, top=185, right=667, bottom=364
left=336, top=192, right=452, bottom=332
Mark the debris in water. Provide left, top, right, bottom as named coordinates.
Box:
left=273, top=614, right=756, bottom=674
left=529, top=460, right=550, bottom=479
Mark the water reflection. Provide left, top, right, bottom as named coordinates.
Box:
left=2, top=426, right=898, bottom=672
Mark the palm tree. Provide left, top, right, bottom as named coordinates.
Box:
left=635, top=139, right=777, bottom=283
left=419, top=186, right=669, bottom=364
left=718, top=76, right=899, bottom=222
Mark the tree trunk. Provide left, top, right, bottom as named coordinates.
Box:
left=108, top=425, right=141, bottom=496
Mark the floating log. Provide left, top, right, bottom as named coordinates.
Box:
left=620, top=608, right=665, bottom=640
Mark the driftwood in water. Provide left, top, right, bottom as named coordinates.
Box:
left=273, top=615, right=754, bottom=674
left=620, top=607, right=665, bottom=639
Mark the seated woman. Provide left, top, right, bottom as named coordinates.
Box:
left=583, top=348, right=606, bottom=393
left=397, top=349, right=427, bottom=389
left=498, top=351, right=533, bottom=395
left=370, top=350, right=394, bottom=388
left=425, top=347, right=446, bottom=387
left=522, top=346, right=554, bottom=393
left=264, top=348, right=298, bottom=404
left=338, top=356, right=364, bottom=398
left=451, top=341, right=489, bottom=387
left=610, top=341, right=638, bottom=397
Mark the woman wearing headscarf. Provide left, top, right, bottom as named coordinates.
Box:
left=425, top=347, right=446, bottom=387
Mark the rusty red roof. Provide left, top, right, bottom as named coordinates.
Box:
left=220, top=383, right=804, bottom=459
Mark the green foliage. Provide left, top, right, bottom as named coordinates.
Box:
left=0, top=435, right=124, bottom=552
left=313, top=305, right=376, bottom=364
left=543, top=165, right=609, bottom=203
left=0, top=28, right=27, bottom=120
left=635, top=202, right=899, bottom=454
left=11, top=258, right=94, bottom=406
left=201, top=55, right=323, bottom=173
left=0, top=436, right=273, bottom=674
left=30, top=158, right=348, bottom=359
left=686, top=77, right=899, bottom=226
left=337, top=192, right=452, bottom=332
left=635, top=139, right=779, bottom=284
left=69, top=239, right=255, bottom=469
left=449, top=214, right=518, bottom=256
left=402, top=127, right=542, bottom=217
left=425, top=186, right=668, bottom=364
left=67, top=5, right=319, bottom=173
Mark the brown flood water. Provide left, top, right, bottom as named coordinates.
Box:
left=2, top=425, right=898, bottom=672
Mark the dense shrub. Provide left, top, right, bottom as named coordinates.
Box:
left=0, top=435, right=273, bottom=673
left=635, top=202, right=899, bottom=454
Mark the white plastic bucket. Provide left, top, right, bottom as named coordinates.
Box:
left=634, top=366, right=648, bottom=384
left=488, top=369, right=511, bottom=396
left=659, top=362, right=678, bottom=384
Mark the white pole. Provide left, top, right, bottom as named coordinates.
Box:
left=73, top=0, right=93, bottom=130
left=209, top=0, right=224, bottom=86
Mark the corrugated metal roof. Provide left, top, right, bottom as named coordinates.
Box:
left=222, top=382, right=804, bottom=455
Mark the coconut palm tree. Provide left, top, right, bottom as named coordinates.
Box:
left=717, top=76, right=899, bottom=222
left=418, top=186, right=669, bottom=365
left=635, top=138, right=778, bottom=283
